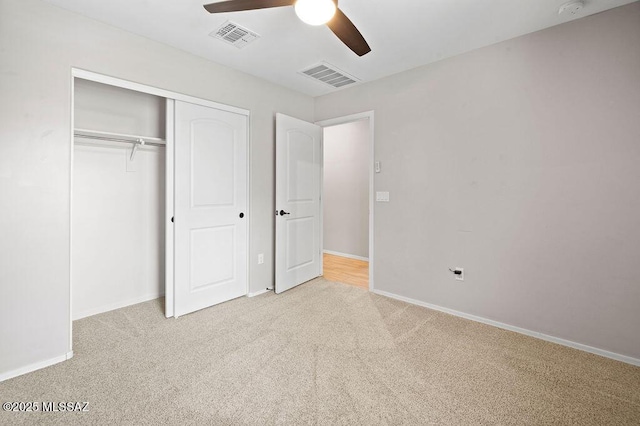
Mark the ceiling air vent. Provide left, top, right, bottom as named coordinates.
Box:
left=210, top=21, right=259, bottom=49
left=299, top=62, right=359, bottom=89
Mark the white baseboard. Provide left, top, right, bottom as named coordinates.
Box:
left=73, top=292, right=163, bottom=320
left=0, top=351, right=74, bottom=382
left=323, top=250, right=369, bottom=262
left=373, top=289, right=640, bottom=367
left=248, top=288, right=272, bottom=298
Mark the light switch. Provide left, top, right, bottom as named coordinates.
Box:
left=376, top=191, right=390, bottom=202
left=375, top=161, right=381, bottom=173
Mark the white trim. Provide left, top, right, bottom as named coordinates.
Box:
left=72, top=69, right=249, bottom=116
left=69, top=71, right=75, bottom=354
left=323, top=250, right=369, bottom=262
left=316, top=111, right=372, bottom=127
left=73, top=292, right=163, bottom=321
left=373, top=289, right=640, bottom=367
left=0, top=351, right=74, bottom=383
left=319, top=128, right=324, bottom=277
left=316, top=111, right=375, bottom=292
left=165, top=99, right=175, bottom=318
left=367, top=113, right=375, bottom=292
left=245, top=110, right=251, bottom=299
left=248, top=288, right=271, bottom=297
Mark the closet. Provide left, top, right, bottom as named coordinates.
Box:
left=72, top=79, right=168, bottom=320
left=71, top=74, right=249, bottom=322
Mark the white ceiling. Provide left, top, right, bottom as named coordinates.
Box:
left=43, top=0, right=637, bottom=97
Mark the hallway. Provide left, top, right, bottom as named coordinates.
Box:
left=322, top=253, right=369, bottom=289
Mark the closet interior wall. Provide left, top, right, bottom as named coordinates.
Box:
left=72, top=78, right=167, bottom=320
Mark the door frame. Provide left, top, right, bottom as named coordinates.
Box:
left=69, top=69, right=251, bottom=353
left=315, top=111, right=375, bottom=291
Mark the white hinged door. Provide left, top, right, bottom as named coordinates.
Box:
left=275, top=113, right=322, bottom=293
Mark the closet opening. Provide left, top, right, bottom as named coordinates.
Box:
left=71, top=78, right=169, bottom=321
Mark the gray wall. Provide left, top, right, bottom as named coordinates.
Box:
left=315, top=3, right=640, bottom=360
left=323, top=120, right=369, bottom=259
left=0, top=0, right=313, bottom=377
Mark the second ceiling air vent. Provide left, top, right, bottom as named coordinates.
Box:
left=299, top=62, right=359, bottom=89
left=210, top=21, right=259, bottom=49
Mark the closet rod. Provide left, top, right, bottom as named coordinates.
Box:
left=73, top=133, right=166, bottom=147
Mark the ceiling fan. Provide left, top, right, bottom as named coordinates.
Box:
left=203, top=0, right=371, bottom=56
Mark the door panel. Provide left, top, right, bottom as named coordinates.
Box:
left=275, top=114, right=322, bottom=293
left=192, top=121, right=235, bottom=207
left=189, top=226, right=235, bottom=291
left=174, top=101, right=247, bottom=316
left=286, top=131, right=316, bottom=202
left=286, top=217, right=315, bottom=269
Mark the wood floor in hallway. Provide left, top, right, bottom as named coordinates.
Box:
left=323, top=253, right=369, bottom=289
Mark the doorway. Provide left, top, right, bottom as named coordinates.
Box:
left=318, top=112, right=375, bottom=291
left=273, top=112, right=374, bottom=293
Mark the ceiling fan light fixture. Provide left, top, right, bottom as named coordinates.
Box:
left=294, top=0, right=337, bottom=26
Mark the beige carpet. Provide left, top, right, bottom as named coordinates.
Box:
left=1, top=278, right=639, bottom=425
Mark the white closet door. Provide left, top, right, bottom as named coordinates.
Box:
left=275, top=113, right=322, bottom=293
left=174, top=101, right=248, bottom=317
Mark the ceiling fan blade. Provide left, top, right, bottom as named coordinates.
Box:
left=327, top=8, right=371, bottom=57
left=204, top=0, right=294, bottom=14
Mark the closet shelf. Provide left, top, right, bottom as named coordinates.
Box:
left=74, top=128, right=166, bottom=147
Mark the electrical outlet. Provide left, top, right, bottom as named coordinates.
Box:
left=455, top=268, right=464, bottom=281
left=258, top=253, right=264, bottom=264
